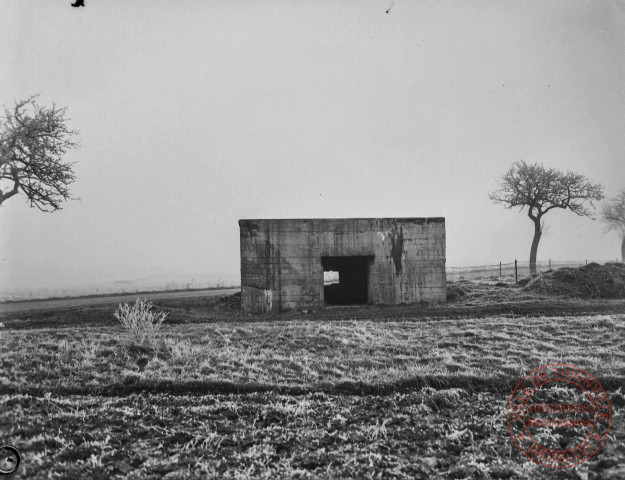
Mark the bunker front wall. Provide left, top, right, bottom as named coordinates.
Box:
left=239, top=218, right=446, bottom=312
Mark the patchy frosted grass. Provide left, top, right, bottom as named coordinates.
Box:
left=2, top=390, right=624, bottom=479
left=1, top=314, right=625, bottom=394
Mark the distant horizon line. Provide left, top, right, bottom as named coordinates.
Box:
left=0, top=284, right=241, bottom=306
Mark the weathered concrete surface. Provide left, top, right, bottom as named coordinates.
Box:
left=239, top=218, right=446, bottom=313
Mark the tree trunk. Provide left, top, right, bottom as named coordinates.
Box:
left=529, top=218, right=542, bottom=275
left=621, top=236, right=625, bottom=264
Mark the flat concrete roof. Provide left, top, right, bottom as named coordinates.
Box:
left=239, top=217, right=445, bottom=225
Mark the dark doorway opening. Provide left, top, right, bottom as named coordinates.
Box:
left=322, top=256, right=372, bottom=305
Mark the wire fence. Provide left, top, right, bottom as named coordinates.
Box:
left=446, top=259, right=622, bottom=283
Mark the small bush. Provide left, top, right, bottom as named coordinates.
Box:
left=114, top=299, right=168, bottom=347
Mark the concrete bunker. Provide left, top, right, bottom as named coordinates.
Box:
left=239, top=217, right=446, bottom=313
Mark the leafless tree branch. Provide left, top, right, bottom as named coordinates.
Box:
left=0, top=95, right=79, bottom=211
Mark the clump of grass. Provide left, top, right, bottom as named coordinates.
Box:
left=114, top=299, right=168, bottom=347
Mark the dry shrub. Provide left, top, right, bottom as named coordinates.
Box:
left=114, top=299, right=168, bottom=347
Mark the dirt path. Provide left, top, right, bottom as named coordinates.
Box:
left=0, top=288, right=240, bottom=316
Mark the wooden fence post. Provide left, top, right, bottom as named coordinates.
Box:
left=515, top=260, right=518, bottom=283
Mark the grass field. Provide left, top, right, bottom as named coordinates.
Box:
left=1, top=286, right=625, bottom=479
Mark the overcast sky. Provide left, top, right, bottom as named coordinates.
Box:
left=1, top=0, right=624, bottom=294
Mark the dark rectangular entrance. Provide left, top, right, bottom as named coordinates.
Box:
left=322, top=256, right=372, bottom=305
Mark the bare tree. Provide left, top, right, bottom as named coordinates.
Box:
left=490, top=161, right=604, bottom=274
left=0, top=96, right=79, bottom=211
left=601, top=189, right=625, bottom=262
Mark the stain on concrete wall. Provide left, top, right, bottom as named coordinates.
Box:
left=388, top=224, right=404, bottom=275
left=263, top=289, right=273, bottom=311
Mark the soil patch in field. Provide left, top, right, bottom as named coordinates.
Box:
left=3, top=284, right=625, bottom=331
left=524, top=262, right=625, bottom=299
left=3, top=263, right=625, bottom=331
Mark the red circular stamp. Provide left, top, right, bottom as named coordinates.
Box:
left=507, top=364, right=611, bottom=468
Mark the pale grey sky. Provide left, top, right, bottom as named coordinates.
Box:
left=1, top=0, right=624, bottom=294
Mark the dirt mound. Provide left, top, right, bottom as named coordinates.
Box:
left=525, top=262, right=625, bottom=298
left=446, top=282, right=471, bottom=302
left=215, top=292, right=241, bottom=311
